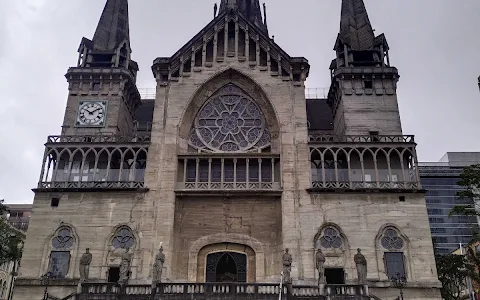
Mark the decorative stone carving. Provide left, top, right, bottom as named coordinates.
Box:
left=354, top=248, right=367, bottom=284
left=189, top=84, right=271, bottom=153
left=282, top=248, right=292, bottom=284
left=315, top=249, right=326, bottom=284
left=152, top=246, right=165, bottom=284
left=118, top=247, right=133, bottom=285
left=79, top=248, right=92, bottom=282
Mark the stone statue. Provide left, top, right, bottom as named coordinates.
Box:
left=118, top=247, right=133, bottom=285
left=282, top=248, right=292, bottom=284
left=152, top=246, right=165, bottom=284
left=354, top=248, right=367, bottom=284
left=315, top=249, right=326, bottom=284
left=79, top=248, right=92, bottom=282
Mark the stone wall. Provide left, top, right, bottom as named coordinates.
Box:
left=172, top=196, right=282, bottom=282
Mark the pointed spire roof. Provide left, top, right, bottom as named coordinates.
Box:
left=339, top=0, right=375, bottom=50
left=219, top=0, right=268, bottom=34
left=92, top=0, right=130, bottom=51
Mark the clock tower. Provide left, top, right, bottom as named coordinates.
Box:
left=62, top=0, right=140, bottom=136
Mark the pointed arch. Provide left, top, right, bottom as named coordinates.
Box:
left=374, top=224, right=412, bottom=282
left=178, top=68, right=281, bottom=153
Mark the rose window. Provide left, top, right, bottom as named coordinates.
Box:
left=381, top=228, right=404, bottom=250
left=319, top=227, right=343, bottom=249
left=52, top=227, right=74, bottom=249
left=189, top=84, right=271, bottom=152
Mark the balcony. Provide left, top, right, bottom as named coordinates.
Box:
left=309, top=134, right=421, bottom=192
left=78, top=282, right=373, bottom=300
left=35, top=135, right=150, bottom=192
left=176, top=154, right=282, bottom=196
left=3, top=216, right=30, bottom=232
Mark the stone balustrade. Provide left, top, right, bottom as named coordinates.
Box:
left=78, top=282, right=372, bottom=300
left=175, top=154, right=282, bottom=195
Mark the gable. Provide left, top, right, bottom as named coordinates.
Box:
left=152, top=9, right=309, bottom=84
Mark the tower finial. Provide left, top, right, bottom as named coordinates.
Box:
left=339, top=0, right=375, bottom=50
left=214, top=3, right=218, bottom=18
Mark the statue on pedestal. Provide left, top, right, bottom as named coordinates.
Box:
left=119, top=247, right=133, bottom=285
left=152, top=246, right=165, bottom=285
left=354, top=248, right=367, bottom=284
left=282, top=248, right=292, bottom=284
left=315, top=249, right=326, bottom=285
left=79, top=248, right=92, bottom=282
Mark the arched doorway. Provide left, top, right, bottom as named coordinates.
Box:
left=206, top=252, right=247, bottom=282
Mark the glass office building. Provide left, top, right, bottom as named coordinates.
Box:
left=419, top=153, right=480, bottom=255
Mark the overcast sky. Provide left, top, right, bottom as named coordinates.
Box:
left=0, top=0, right=479, bottom=203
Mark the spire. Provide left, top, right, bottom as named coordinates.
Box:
left=92, top=0, right=130, bottom=51
left=339, top=0, right=375, bottom=50
left=76, top=0, right=138, bottom=78
left=219, top=0, right=268, bottom=34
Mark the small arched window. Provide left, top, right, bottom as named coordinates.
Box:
left=380, top=227, right=406, bottom=280
left=317, top=226, right=343, bottom=249
left=112, top=227, right=135, bottom=249
left=49, top=226, right=75, bottom=279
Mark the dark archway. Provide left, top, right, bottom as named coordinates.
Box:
left=206, top=252, right=247, bottom=282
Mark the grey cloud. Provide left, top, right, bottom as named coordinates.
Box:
left=1, top=0, right=479, bottom=203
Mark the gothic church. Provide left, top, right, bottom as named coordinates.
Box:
left=13, top=0, right=442, bottom=299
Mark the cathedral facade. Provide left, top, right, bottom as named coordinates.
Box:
left=13, top=1, right=442, bottom=299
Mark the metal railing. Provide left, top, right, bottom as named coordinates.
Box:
left=46, top=134, right=151, bottom=144
left=4, top=216, right=30, bottom=232
left=138, top=88, right=156, bottom=100
left=138, top=88, right=330, bottom=100
left=308, top=134, right=415, bottom=144
left=305, top=88, right=329, bottom=99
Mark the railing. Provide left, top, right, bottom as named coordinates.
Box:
left=176, top=155, right=282, bottom=194
left=46, top=134, right=151, bottom=144
left=308, top=134, right=415, bottom=144
left=37, top=181, right=146, bottom=190
left=138, top=88, right=330, bottom=100
left=311, top=181, right=420, bottom=190
left=79, top=283, right=372, bottom=300
left=305, top=88, right=329, bottom=99
left=4, top=216, right=30, bottom=232
left=138, top=88, right=156, bottom=100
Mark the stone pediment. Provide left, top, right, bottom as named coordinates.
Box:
left=152, top=9, right=309, bottom=84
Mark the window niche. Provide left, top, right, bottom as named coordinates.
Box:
left=48, top=226, right=75, bottom=279
left=379, top=227, right=407, bottom=280
left=112, top=226, right=135, bottom=249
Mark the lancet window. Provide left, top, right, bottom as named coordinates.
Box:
left=379, top=227, right=407, bottom=279
left=49, top=226, right=75, bottom=279
left=189, top=84, right=271, bottom=153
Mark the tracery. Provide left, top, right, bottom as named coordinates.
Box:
left=189, top=84, right=271, bottom=153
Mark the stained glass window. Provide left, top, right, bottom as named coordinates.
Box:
left=112, top=227, right=135, bottom=249
left=381, top=228, right=404, bottom=250
left=319, top=227, right=343, bottom=249
left=189, top=84, right=271, bottom=152
left=49, top=251, right=70, bottom=279
left=52, top=227, right=74, bottom=249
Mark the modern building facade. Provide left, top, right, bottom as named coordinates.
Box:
left=420, top=152, right=480, bottom=255
left=12, top=1, right=441, bottom=299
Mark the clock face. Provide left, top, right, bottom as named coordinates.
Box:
left=76, top=101, right=107, bottom=127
